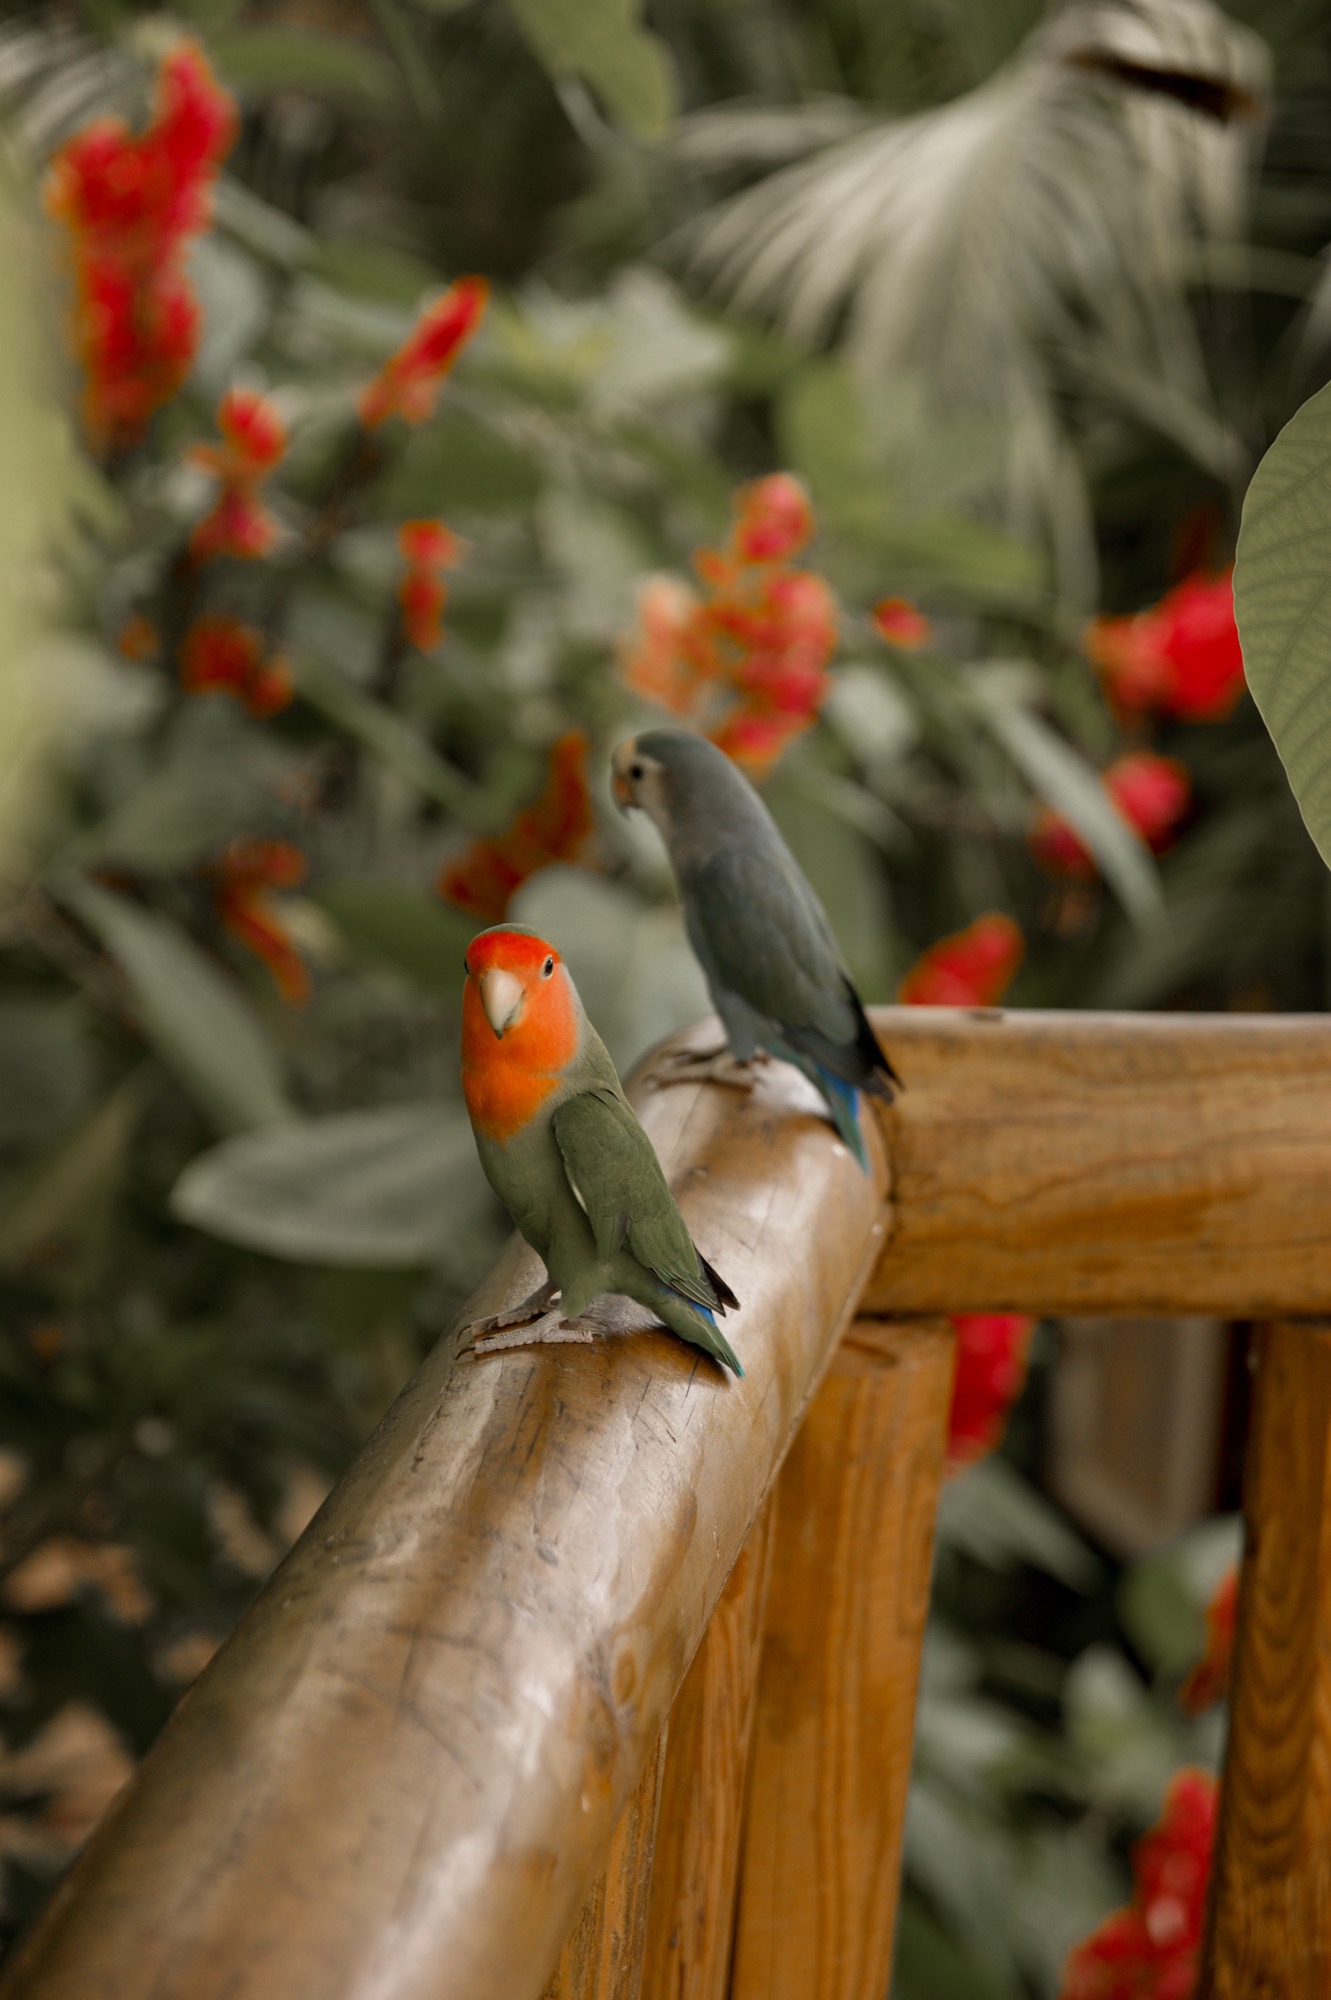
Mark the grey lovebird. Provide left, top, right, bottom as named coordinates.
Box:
left=459, top=924, right=743, bottom=1375
left=612, top=727, right=899, bottom=1171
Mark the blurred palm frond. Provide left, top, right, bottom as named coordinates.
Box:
left=678, top=0, right=1272, bottom=597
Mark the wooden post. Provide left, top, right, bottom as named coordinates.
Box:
left=546, top=1731, right=669, bottom=2000
left=1202, top=1322, right=1331, bottom=1998
left=641, top=1493, right=778, bottom=2000
left=730, top=1318, right=954, bottom=2000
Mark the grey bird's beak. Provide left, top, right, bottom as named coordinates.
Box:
left=479, top=968, right=524, bottom=1037
left=610, top=742, right=637, bottom=817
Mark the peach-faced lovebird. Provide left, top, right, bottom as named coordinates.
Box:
left=459, top=925, right=743, bottom=1375
left=612, top=728, right=898, bottom=1172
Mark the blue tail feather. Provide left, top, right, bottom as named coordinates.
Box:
left=662, top=1286, right=744, bottom=1377
left=814, top=1066, right=869, bottom=1172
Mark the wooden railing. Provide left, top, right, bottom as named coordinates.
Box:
left=3, top=1007, right=1331, bottom=2000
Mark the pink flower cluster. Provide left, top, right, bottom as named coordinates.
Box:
left=620, top=473, right=839, bottom=778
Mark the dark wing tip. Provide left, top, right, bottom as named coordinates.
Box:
left=864, top=1054, right=903, bottom=1099
left=699, top=1251, right=740, bottom=1314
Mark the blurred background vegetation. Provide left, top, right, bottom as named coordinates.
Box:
left=0, top=0, right=1325, bottom=1990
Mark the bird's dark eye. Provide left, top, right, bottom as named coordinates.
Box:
left=630, top=762, right=645, bottom=781
left=542, top=956, right=555, bottom=978
left=462, top=958, right=470, bottom=977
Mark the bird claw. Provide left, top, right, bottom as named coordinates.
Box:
left=648, top=1048, right=767, bottom=1092
left=456, top=1284, right=560, bottom=1355
left=461, top=1308, right=598, bottom=1358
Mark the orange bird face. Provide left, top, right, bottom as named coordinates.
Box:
left=461, top=927, right=581, bottom=1142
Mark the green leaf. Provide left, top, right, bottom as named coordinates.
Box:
left=894, top=1896, right=1023, bottom=2000
left=62, top=879, right=291, bottom=1134
left=73, top=713, right=277, bottom=874
left=937, top=1458, right=1103, bottom=1591
left=777, top=361, right=1045, bottom=604
left=0, top=1073, right=149, bottom=1273
left=292, top=656, right=478, bottom=814
left=971, top=675, right=1162, bottom=923
left=1234, top=378, right=1331, bottom=874
left=375, top=410, right=544, bottom=518
left=171, top=1105, right=489, bottom=1267
left=0, top=999, right=95, bottom=1144
left=210, top=28, right=399, bottom=103
left=506, top=0, right=677, bottom=139
left=316, top=880, right=472, bottom=994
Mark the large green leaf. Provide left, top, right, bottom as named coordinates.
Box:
left=0, top=999, right=95, bottom=1143
left=1234, top=379, right=1331, bottom=872
left=73, top=713, right=277, bottom=874
left=506, top=0, right=677, bottom=140
left=316, top=880, right=472, bottom=995
left=210, top=27, right=399, bottom=103
left=63, top=880, right=291, bottom=1134
left=971, top=675, right=1162, bottom=923
left=0, top=1073, right=148, bottom=1274
left=292, top=657, right=478, bottom=813
left=376, top=411, right=544, bottom=517
left=171, top=1105, right=489, bottom=1267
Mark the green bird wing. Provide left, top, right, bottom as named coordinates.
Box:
left=688, top=847, right=855, bottom=1045
left=551, top=1086, right=719, bottom=1311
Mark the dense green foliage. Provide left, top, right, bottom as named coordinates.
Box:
left=1, top=0, right=1330, bottom=1988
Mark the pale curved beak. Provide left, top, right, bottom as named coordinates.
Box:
left=479, top=967, right=524, bottom=1037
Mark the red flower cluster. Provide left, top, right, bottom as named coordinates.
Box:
left=214, top=839, right=309, bottom=1005
left=947, top=1314, right=1036, bottom=1469
left=439, top=731, right=594, bottom=921
left=398, top=520, right=466, bottom=652
left=620, top=473, right=839, bottom=779
left=180, top=616, right=293, bottom=718
left=1088, top=571, right=1245, bottom=723
left=1180, top=1567, right=1238, bottom=1716
left=190, top=388, right=287, bottom=562
left=1060, top=1771, right=1217, bottom=2000
left=45, top=42, right=236, bottom=452
left=898, top=913, right=1025, bottom=1008
left=872, top=596, right=932, bottom=650
left=1031, top=753, right=1192, bottom=878
left=358, top=277, right=489, bottom=430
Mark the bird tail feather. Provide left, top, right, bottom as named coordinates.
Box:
left=815, top=1067, right=869, bottom=1173
left=662, top=1287, right=745, bottom=1377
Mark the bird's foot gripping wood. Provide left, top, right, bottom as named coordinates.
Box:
left=463, top=1309, right=601, bottom=1358
left=649, top=1048, right=770, bottom=1093
left=456, top=1281, right=560, bottom=1355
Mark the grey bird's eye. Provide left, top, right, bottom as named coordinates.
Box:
left=542, top=956, right=555, bottom=978
left=630, top=762, right=645, bottom=780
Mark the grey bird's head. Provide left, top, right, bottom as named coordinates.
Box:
left=611, top=728, right=756, bottom=857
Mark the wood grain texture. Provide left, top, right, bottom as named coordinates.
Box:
left=858, top=1007, right=1331, bottom=1316
left=640, top=1491, right=777, bottom=2000
left=1202, top=1323, right=1331, bottom=1999
left=545, top=1729, right=668, bottom=2000
left=0, top=1060, right=886, bottom=2000
left=730, top=1318, right=955, bottom=2000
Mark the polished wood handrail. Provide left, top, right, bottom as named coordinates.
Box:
left=0, top=1055, right=886, bottom=2000
left=6, top=1007, right=1331, bottom=2000
left=863, top=1006, right=1331, bottom=1315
